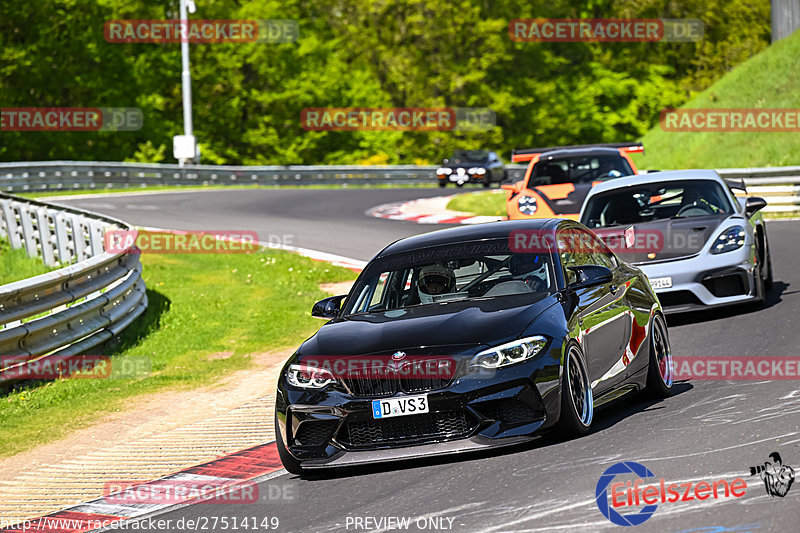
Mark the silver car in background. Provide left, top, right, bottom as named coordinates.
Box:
left=579, top=169, right=773, bottom=313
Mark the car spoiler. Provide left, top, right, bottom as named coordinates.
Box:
left=511, top=142, right=644, bottom=163
left=724, top=178, right=747, bottom=193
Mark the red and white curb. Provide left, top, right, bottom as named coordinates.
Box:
left=367, top=197, right=505, bottom=225
left=0, top=442, right=283, bottom=533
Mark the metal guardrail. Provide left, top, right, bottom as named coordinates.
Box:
left=0, top=193, right=147, bottom=382
left=1, top=160, right=797, bottom=208
left=0, top=161, right=439, bottom=190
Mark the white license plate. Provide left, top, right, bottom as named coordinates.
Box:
left=650, top=276, right=673, bottom=290
left=372, top=394, right=429, bottom=419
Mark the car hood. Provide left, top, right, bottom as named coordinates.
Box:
left=299, top=295, right=558, bottom=357
left=597, top=215, right=730, bottom=264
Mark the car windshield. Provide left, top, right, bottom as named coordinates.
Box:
left=452, top=150, right=489, bottom=163
left=343, top=242, right=555, bottom=316
left=529, top=154, right=633, bottom=186
left=582, top=179, right=735, bottom=228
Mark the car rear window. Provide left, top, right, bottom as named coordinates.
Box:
left=529, top=154, right=633, bottom=186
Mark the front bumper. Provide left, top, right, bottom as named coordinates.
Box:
left=637, top=244, right=760, bottom=313
left=276, top=355, right=562, bottom=468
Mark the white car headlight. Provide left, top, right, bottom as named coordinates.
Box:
left=711, top=225, right=746, bottom=254
left=436, top=168, right=452, bottom=176
left=518, top=196, right=538, bottom=216
left=470, top=336, right=548, bottom=369
left=286, top=364, right=336, bottom=389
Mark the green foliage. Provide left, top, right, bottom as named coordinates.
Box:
left=632, top=28, right=800, bottom=169
left=126, top=140, right=167, bottom=163
left=0, top=0, right=771, bottom=164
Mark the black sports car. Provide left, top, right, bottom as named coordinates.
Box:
left=275, top=219, right=673, bottom=474
left=436, top=149, right=506, bottom=188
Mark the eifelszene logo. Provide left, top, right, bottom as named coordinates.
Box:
left=596, top=461, right=747, bottom=526
left=749, top=452, right=795, bottom=497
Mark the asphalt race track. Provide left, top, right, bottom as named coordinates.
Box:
left=56, top=189, right=450, bottom=261
left=58, top=189, right=800, bottom=532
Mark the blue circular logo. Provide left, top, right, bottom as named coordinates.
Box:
left=596, top=461, right=658, bottom=526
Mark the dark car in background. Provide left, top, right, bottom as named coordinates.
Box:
left=504, top=143, right=643, bottom=220
left=436, top=150, right=506, bottom=188
left=275, top=219, right=673, bottom=474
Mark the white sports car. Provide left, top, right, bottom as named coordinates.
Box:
left=579, top=169, right=773, bottom=313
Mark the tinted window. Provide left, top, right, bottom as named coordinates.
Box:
left=530, top=154, right=633, bottom=186
left=557, top=228, right=616, bottom=284
left=344, top=242, right=556, bottom=316
left=452, top=150, right=489, bottom=163
left=582, top=179, right=734, bottom=228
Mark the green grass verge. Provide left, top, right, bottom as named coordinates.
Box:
left=0, top=250, right=356, bottom=458
left=19, top=182, right=436, bottom=199
left=0, top=239, right=54, bottom=284
left=631, top=30, right=800, bottom=170
left=446, top=190, right=507, bottom=217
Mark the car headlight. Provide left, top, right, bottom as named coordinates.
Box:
left=518, top=196, right=538, bottom=215
left=470, top=336, right=548, bottom=369
left=467, top=167, right=477, bottom=175
left=710, top=225, right=746, bottom=254
left=436, top=168, right=452, bottom=176
left=475, top=168, right=486, bottom=175
left=286, top=364, right=336, bottom=389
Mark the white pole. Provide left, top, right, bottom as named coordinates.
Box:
left=179, top=0, right=194, bottom=165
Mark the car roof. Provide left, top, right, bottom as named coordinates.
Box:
left=537, top=147, right=623, bottom=158
left=580, top=169, right=728, bottom=217
left=377, top=219, right=561, bottom=257
left=586, top=169, right=723, bottom=195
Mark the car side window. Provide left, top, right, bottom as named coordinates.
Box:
left=558, top=228, right=616, bottom=284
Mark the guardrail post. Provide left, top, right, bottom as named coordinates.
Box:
left=35, top=207, right=56, bottom=266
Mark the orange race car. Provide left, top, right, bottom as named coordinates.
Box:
left=503, top=143, right=643, bottom=220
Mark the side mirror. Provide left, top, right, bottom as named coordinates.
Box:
left=567, top=265, right=612, bottom=290
left=501, top=181, right=523, bottom=192
left=312, top=295, right=346, bottom=319
left=745, top=197, right=767, bottom=217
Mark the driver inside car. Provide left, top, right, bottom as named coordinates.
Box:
left=596, top=160, right=623, bottom=180
left=417, top=263, right=456, bottom=304
left=509, top=254, right=547, bottom=292
left=679, top=185, right=722, bottom=215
